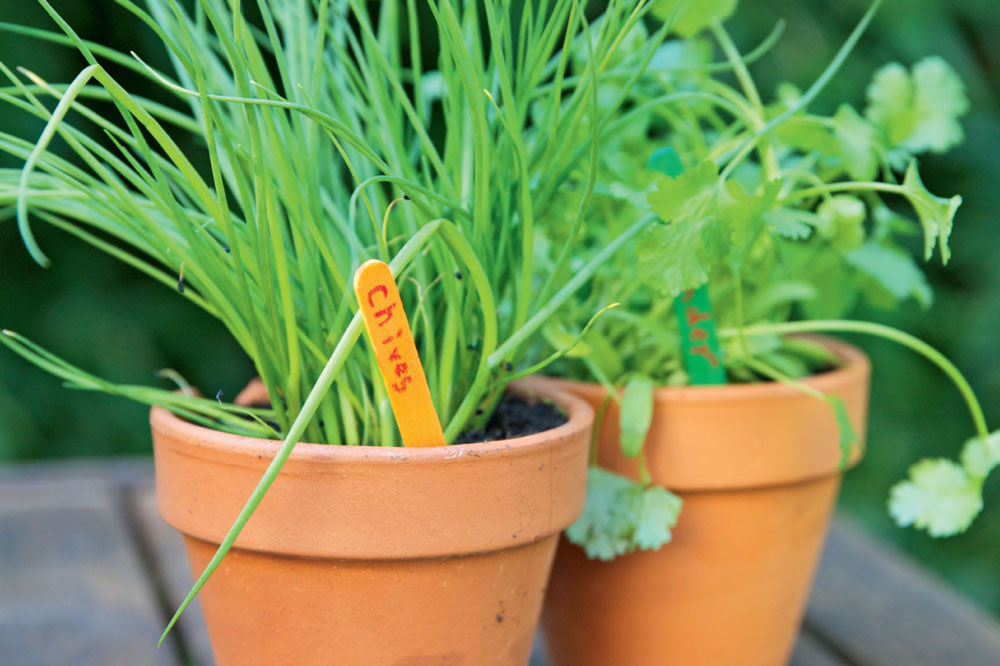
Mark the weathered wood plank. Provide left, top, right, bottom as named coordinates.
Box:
left=0, top=473, right=180, bottom=666
left=805, top=518, right=1000, bottom=666
left=6, top=459, right=1000, bottom=666
left=128, top=481, right=216, bottom=666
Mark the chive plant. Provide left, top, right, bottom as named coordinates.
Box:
left=0, top=0, right=668, bottom=445
left=0, top=0, right=683, bottom=632
left=537, top=0, right=1000, bottom=559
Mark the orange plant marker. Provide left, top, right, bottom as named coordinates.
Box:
left=353, top=259, right=446, bottom=447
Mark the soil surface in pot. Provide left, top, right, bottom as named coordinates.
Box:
left=456, top=394, right=567, bottom=443
left=242, top=393, right=567, bottom=444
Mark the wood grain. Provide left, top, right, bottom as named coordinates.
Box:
left=4, top=459, right=1000, bottom=666
left=805, top=519, right=1000, bottom=666
left=0, top=472, right=180, bottom=666
left=128, top=481, right=216, bottom=666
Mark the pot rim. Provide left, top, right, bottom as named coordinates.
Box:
left=548, top=335, right=869, bottom=403
left=152, top=377, right=594, bottom=558
left=151, top=376, right=593, bottom=464
left=540, top=335, right=871, bottom=490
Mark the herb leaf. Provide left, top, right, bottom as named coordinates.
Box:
left=639, top=161, right=722, bottom=297
left=888, top=458, right=983, bottom=537
left=633, top=486, right=685, bottom=550
left=765, top=209, right=816, bottom=240
left=960, top=431, right=1000, bottom=478
left=620, top=375, right=655, bottom=459
left=866, top=57, right=969, bottom=159
left=652, top=0, right=738, bottom=37
left=846, top=242, right=933, bottom=308
left=816, top=196, right=866, bottom=251
left=901, top=161, right=961, bottom=264
left=566, top=467, right=683, bottom=560
left=833, top=105, right=881, bottom=180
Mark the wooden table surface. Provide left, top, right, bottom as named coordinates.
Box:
left=2, top=458, right=999, bottom=666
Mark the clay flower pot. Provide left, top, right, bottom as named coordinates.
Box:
left=540, top=337, right=870, bottom=666
left=152, top=377, right=592, bottom=666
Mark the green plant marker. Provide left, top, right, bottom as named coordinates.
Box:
left=647, top=149, right=726, bottom=385
left=647, top=146, right=685, bottom=179
left=672, top=286, right=727, bottom=384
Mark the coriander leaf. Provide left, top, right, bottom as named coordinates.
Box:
left=565, top=467, right=683, bottom=560
left=756, top=350, right=810, bottom=379
left=745, top=281, right=818, bottom=319
left=637, top=222, right=710, bottom=298
left=620, top=375, right=655, bottom=458
left=639, top=161, right=723, bottom=297
left=871, top=205, right=920, bottom=242
left=888, top=458, right=982, bottom=537
left=775, top=116, right=840, bottom=157
left=648, top=37, right=714, bottom=82
left=566, top=467, right=635, bottom=560
left=651, top=0, right=738, bottom=37
left=765, top=209, right=816, bottom=240
left=633, top=486, right=683, bottom=550
left=647, top=160, right=719, bottom=222
left=846, top=242, right=933, bottom=308
left=720, top=179, right=781, bottom=271
left=865, top=57, right=969, bottom=159
left=960, top=431, right=1000, bottom=479
left=798, top=250, right=858, bottom=319
left=834, top=104, right=881, bottom=181
left=816, top=195, right=866, bottom=251
left=901, top=161, right=961, bottom=264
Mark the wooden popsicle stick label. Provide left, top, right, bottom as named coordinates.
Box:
left=353, top=259, right=446, bottom=447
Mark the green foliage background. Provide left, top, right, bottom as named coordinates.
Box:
left=2, top=0, right=998, bottom=614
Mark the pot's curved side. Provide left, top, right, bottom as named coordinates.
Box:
left=183, top=534, right=558, bottom=666
left=153, top=377, right=591, bottom=559
left=545, top=336, right=871, bottom=490
left=152, top=378, right=593, bottom=666
left=541, top=336, right=871, bottom=666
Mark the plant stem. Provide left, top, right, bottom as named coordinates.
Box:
left=719, top=0, right=884, bottom=180
left=489, top=213, right=657, bottom=368
left=720, top=319, right=989, bottom=440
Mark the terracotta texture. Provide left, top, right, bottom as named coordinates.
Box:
left=152, top=377, right=593, bottom=666
left=541, top=337, right=871, bottom=666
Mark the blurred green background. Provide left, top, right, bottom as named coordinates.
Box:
left=2, top=0, right=998, bottom=617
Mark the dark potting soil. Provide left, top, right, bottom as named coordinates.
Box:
left=241, top=393, right=567, bottom=444
left=454, top=393, right=568, bottom=444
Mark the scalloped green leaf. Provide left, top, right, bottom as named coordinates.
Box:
left=566, top=467, right=683, bottom=560
left=889, top=458, right=982, bottom=537
left=901, top=161, right=961, bottom=264
left=866, top=57, right=969, bottom=157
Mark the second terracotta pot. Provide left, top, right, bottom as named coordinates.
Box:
left=153, top=377, right=592, bottom=666
left=541, top=337, right=871, bottom=666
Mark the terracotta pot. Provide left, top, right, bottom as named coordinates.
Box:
left=152, top=377, right=592, bottom=666
left=541, top=336, right=871, bottom=666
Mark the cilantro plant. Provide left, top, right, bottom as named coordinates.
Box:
left=543, top=0, right=999, bottom=558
